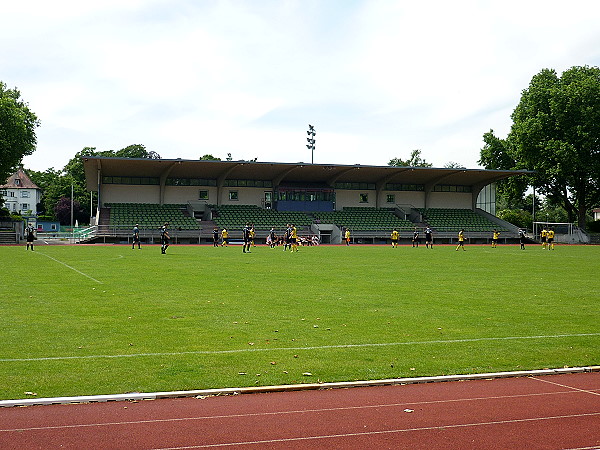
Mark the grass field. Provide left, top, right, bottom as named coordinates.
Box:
left=1, top=242, right=599, bottom=400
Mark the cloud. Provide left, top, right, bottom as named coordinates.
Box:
left=1, top=0, right=598, bottom=172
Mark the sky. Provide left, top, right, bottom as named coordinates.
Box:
left=3, top=0, right=600, bottom=172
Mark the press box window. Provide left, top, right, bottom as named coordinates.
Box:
left=386, top=194, right=395, bottom=203
left=199, top=190, right=209, bottom=200
left=228, top=191, right=238, bottom=201
left=359, top=193, right=369, bottom=203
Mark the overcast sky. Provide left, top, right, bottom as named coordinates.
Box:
left=4, top=0, right=600, bottom=172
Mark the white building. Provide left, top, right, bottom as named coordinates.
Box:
left=0, top=168, right=41, bottom=216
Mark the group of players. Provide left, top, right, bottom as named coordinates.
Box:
left=128, top=222, right=557, bottom=254
left=213, top=224, right=304, bottom=252
left=390, top=226, right=435, bottom=249
left=131, top=223, right=170, bottom=253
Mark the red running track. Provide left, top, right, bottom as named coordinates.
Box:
left=1, top=372, right=599, bottom=449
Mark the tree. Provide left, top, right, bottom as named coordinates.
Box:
left=479, top=130, right=530, bottom=209
left=479, top=66, right=600, bottom=228
left=388, top=149, right=433, bottom=167
left=200, top=154, right=221, bottom=160
left=0, top=82, right=40, bottom=181
left=54, top=196, right=86, bottom=226
left=27, top=145, right=161, bottom=224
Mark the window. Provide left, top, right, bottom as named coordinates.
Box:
left=21, top=203, right=29, bottom=210
left=15, top=179, right=21, bottom=186
left=199, top=190, right=209, bottom=200
left=0, top=189, right=6, bottom=196
left=51, top=224, right=58, bottom=230
left=229, top=191, right=238, bottom=201
left=21, top=191, right=30, bottom=198
left=386, top=194, right=395, bottom=203
left=359, top=193, right=369, bottom=203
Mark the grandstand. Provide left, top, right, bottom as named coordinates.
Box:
left=313, top=207, right=413, bottom=231
left=212, top=205, right=313, bottom=231
left=419, top=208, right=510, bottom=232
left=83, top=157, right=529, bottom=244
left=106, top=203, right=199, bottom=230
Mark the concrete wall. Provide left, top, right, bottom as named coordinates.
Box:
left=334, top=190, right=376, bottom=210
left=99, top=184, right=475, bottom=212
left=101, top=185, right=161, bottom=205
left=381, top=191, right=426, bottom=208
left=219, top=187, right=266, bottom=207
left=427, top=192, right=472, bottom=209
left=164, top=186, right=218, bottom=204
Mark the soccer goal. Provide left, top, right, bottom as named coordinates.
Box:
left=533, top=221, right=576, bottom=243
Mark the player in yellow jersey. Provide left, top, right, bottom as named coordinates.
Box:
left=390, top=229, right=399, bottom=248
left=547, top=227, right=555, bottom=250
left=491, top=229, right=500, bottom=248
left=456, top=229, right=466, bottom=251
left=221, top=228, right=229, bottom=247
left=344, top=228, right=351, bottom=246
left=540, top=227, right=548, bottom=249
left=290, top=224, right=299, bottom=252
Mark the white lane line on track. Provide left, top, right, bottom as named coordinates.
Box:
left=153, top=412, right=600, bottom=449
left=530, top=376, right=600, bottom=397
left=36, top=251, right=102, bottom=284
left=3, top=388, right=599, bottom=433
left=1, top=333, right=599, bottom=363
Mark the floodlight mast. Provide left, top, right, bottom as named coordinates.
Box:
left=306, top=124, right=316, bottom=164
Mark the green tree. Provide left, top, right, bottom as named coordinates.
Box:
left=0, top=82, right=40, bottom=181
left=388, top=149, right=432, bottom=167
left=200, top=154, right=221, bottom=160
left=479, top=66, right=600, bottom=228
left=28, top=145, right=161, bottom=223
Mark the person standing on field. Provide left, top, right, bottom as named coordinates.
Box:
left=221, top=228, right=229, bottom=246
left=290, top=223, right=299, bottom=252
left=132, top=224, right=141, bottom=249
left=456, top=229, right=466, bottom=251
left=412, top=227, right=420, bottom=248
left=344, top=228, right=351, bottom=246
left=25, top=225, right=35, bottom=251
left=491, top=229, right=499, bottom=248
left=160, top=223, right=170, bottom=254
left=390, top=229, right=399, bottom=248
left=424, top=226, right=433, bottom=249
left=547, top=227, right=555, bottom=250
left=242, top=223, right=252, bottom=253
left=519, top=229, right=527, bottom=250
left=540, top=227, right=548, bottom=249
left=213, top=227, right=219, bottom=247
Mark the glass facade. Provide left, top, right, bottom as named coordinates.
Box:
left=476, top=183, right=497, bottom=215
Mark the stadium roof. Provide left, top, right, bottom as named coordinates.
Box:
left=83, top=157, right=530, bottom=191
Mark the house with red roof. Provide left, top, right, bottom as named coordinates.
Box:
left=0, top=167, right=41, bottom=217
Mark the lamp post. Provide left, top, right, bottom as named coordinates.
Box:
left=306, top=124, right=316, bottom=164
left=71, top=183, right=74, bottom=243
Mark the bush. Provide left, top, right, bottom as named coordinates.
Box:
left=587, top=220, right=600, bottom=233
left=497, top=209, right=532, bottom=229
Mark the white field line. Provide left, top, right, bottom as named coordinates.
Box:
left=154, top=413, right=600, bottom=449
left=1, top=333, right=599, bottom=363
left=531, top=376, right=600, bottom=396
left=0, top=388, right=594, bottom=433
left=36, top=251, right=103, bottom=284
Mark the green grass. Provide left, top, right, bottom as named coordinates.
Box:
left=1, top=243, right=599, bottom=400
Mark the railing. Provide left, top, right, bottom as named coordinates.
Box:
left=37, top=225, right=98, bottom=243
